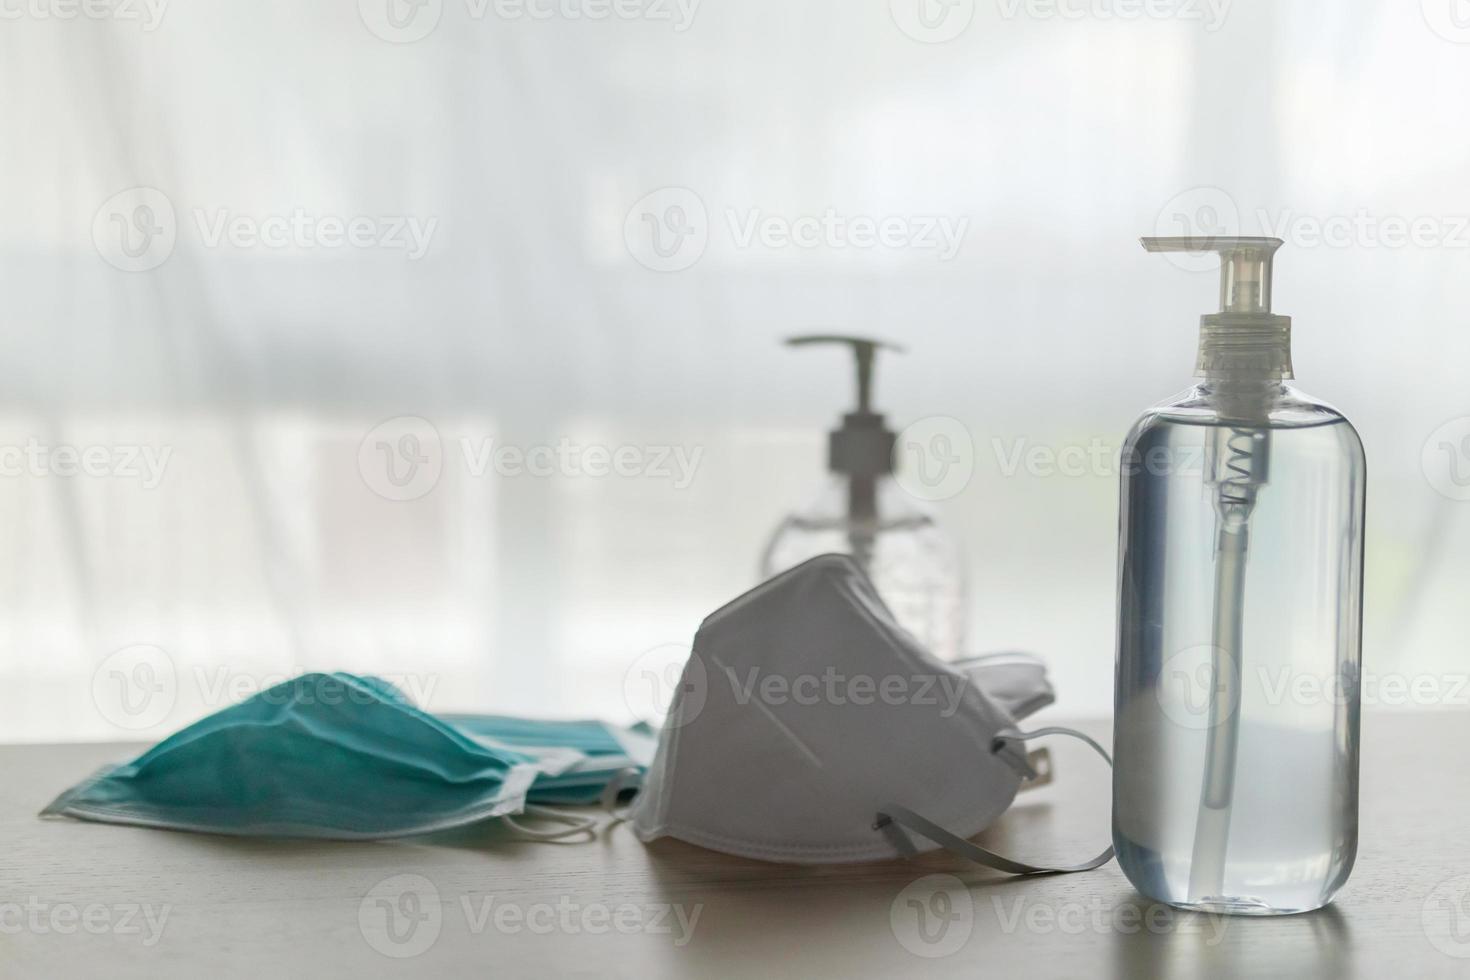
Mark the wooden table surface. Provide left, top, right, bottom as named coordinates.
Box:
left=3, top=712, right=1468, bottom=979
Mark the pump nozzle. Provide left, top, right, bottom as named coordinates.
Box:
left=1140, top=237, right=1293, bottom=384
left=782, top=334, right=905, bottom=570
left=1141, top=236, right=1282, bottom=313
left=784, top=334, right=903, bottom=480
left=786, top=335, right=905, bottom=414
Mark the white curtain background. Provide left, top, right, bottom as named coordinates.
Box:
left=2, top=0, right=1467, bottom=740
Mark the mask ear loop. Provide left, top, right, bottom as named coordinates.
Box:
left=873, top=726, right=1115, bottom=875
left=503, top=767, right=646, bottom=841
left=502, top=805, right=600, bottom=842
left=598, top=767, right=644, bottom=822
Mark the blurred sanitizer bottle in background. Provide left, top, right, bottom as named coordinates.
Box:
left=760, top=335, right=966, bottom=661
left=1113, top=238, right=1365, bottom=915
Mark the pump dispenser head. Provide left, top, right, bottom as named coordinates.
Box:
left=1141, top=236, right=1293, bottom=382
left=782, top=334, right=904, bottom=570
left=784, top=335, right=904, bottom=479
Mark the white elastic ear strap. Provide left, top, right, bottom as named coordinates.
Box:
left=502, top=805, right=600, bottom=841
left=874, top=726, right=1115, bottom=875
left=599, top=767, right=645, bottom=821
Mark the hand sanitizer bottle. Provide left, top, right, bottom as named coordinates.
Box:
left=761, top=335, right=966, bottom=660
left=1113, top=237, right=1365, bottom=915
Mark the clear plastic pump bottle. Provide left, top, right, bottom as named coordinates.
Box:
left=1112, top=238, right=1365, bottom=915
left=761, top=335, right=965, bottom=660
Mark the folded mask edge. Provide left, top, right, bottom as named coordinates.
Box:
left=638, top=805, right=1010, bottom=865
left=39, top=761, right=544, bottom=840
left=694, top=553, right=861, bottom=634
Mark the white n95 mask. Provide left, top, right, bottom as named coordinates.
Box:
left=627, top=554, right=1112, bottom=873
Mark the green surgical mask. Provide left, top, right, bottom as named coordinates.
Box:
left=43, top=673, right=642, bottom=840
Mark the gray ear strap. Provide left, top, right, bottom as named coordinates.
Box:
left=599, top=767, right=644, bottom=821
left=874, top=726, right=1115, bottom=875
